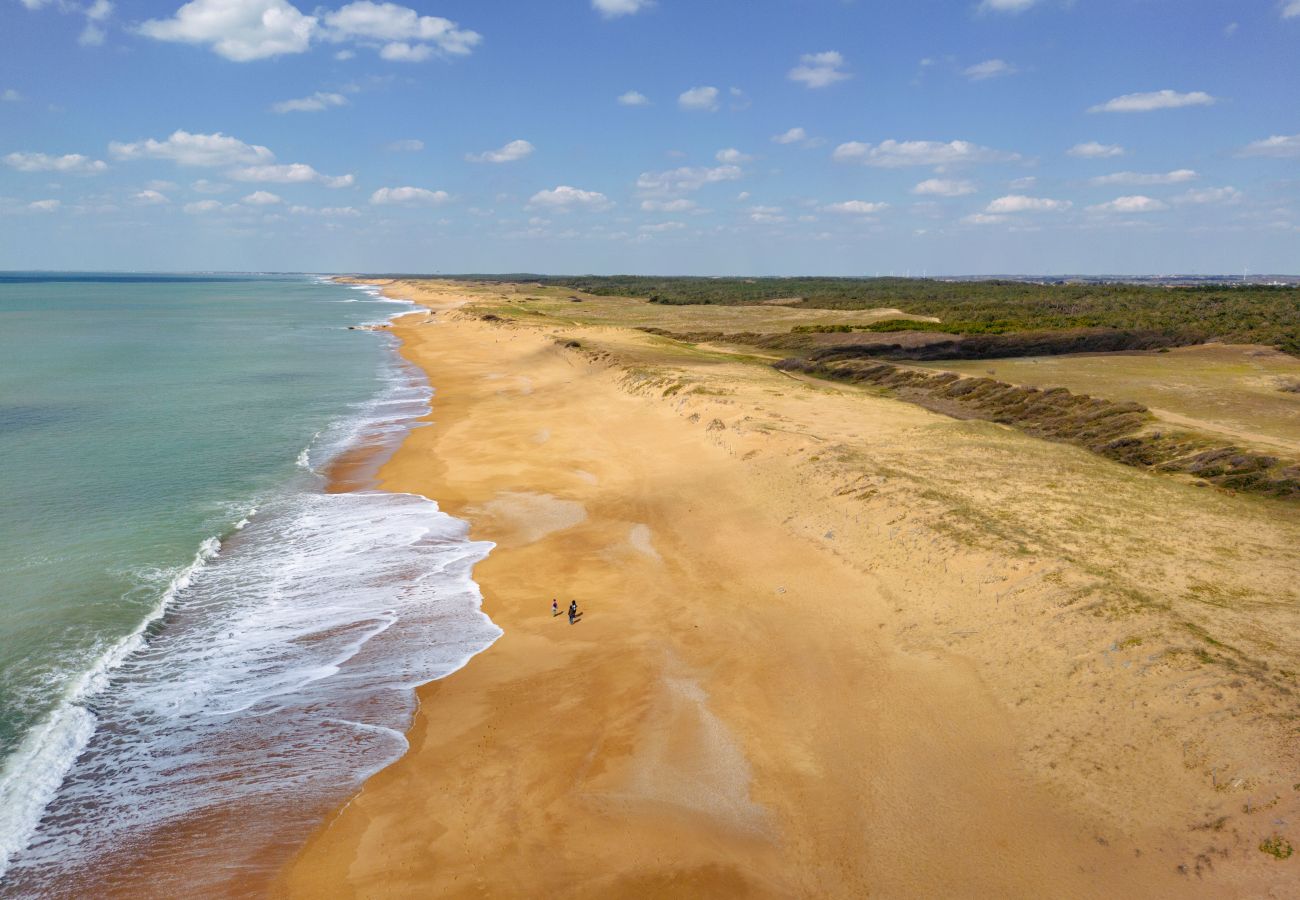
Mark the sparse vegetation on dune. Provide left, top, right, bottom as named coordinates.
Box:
left=444, top=275, right=1300, bottom=357
left=774, top=356, right=1300, bottom=500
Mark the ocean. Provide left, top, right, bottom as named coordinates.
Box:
left=0, top=275, right=500, bottom=895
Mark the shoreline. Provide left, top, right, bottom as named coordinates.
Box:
left=274, top=279, right=1298, bottom=897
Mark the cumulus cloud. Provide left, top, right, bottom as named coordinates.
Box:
left=323, top=1, right=480, bottom=58
left=772, top=127, right=807, bottom=145
left=28, top=199, right=61, bottom=212
left=228, top=163, right=354, bottom=187
left=242, top=190, right=282, bottom=205
left=978, top=0, right=1039, bottom=12
left=139, top=0, right=479, bottom=62
left=678, top=86, right=719, bottom=112
left=748, top=206, right=785, bottom=224
left=833, top=139, right=1021, bottom=168
left=1086, top=195, right=1167, bottom=214
left=370, top=186, right=449, bottom=205
left=592, top=0, right=651, bottom=18
left=1068, top=141, right=1125, bottom=158
left=963, top=212, right=1007, bottom=225
left=527, top=185, right=612, bottom=211
left=1090, top=169, right=1197, bottom=186
left=617, top=90, right=649, bottom=106
left=1175, top=187, right=1242, bottom=205
left=132, top=189, right=170, bottom=204
left=1283, top=0, right=1300, bottom=18
left=289, top=205, right=360, bottom=216
left=110, top=130, right=273, bottom=167
left=715, top=148, right=752, bottom=164
left=140, top=0, right=317, bottom=61
left=192, top=178, right=230, bottom=193
left=466, top=139, right=534, bottom=163
left=183, top=199, right=225, bottom=214
left=986, top=194, right=1071, bottom=213
left=3, top=152, right=108, bottom=174
left=2, top=89, right=21, bottom=102
left=1089, top=90, right=1215, bottom=113
left=822, top=200, right=888, bottom=215
left=788, top=51, right=850, bottom=89
left=636, top=164, right=743, bottom=196
left=272, top=91, right=347, bottom=113
left=640, top=199, right=697, bottom=212
left=639, top=221, right=685, bottom=233
left=912, top=178, right=976, bottom=196
left=1239, top=134, right=1300, bottom=158
left=963, top=59, right=1017, bottom=80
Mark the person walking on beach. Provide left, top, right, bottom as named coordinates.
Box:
left=568, top=600, right=578, bottom=624
left=552, top=598, right=559, bottom=617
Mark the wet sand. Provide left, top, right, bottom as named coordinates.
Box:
left=274, top=280, right=1297, bottom=898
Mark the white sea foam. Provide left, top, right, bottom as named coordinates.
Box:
left=0, top=280, right=499, bottom=896
left=0, top=536, right=222, bottom=882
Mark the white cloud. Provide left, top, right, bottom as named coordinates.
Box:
left=146, top=179, right=178, bottom=191
left=334, top=48, right=354, bottom=59
left=822, top=200, right=888, bottom=215
left=528, top=185, right=612, bottom=211
left=592, top=0, right=651, bottom=18
left=139, top=0, right=317, bottom=61
left=140, top=0, right=479, bottom=62
left=466, top=139, right=534, bottom=163
left=323, top=2, right=480, bottom=59
left=986, top=194, right=1071, bottom=213
left=1239, top=134, right=1300, bottom=158
left=640, top=199, right=697, bottom=212
left=191, top=178, right=230, bottom=193
left=715, top=148, right=752, bottom=164
left=132, top=189, right=170, bottom=205
left=110, top=130, right=273, bottom=167
left=1068, top=141, right=1125, bottom=158
left=617, top=90, right=649, bottom=106
left=1283, top=0, right=1300, bottom=18
left=3, top=152, right=108, bottom=174
left=639, top=221, right=685, bottom=233
left=636, top=164, right=743, bottom=195
left=370, top=186, right=450, bottom=206
left=1089, top=90, right=1215, bottom=113
left=386, top=139, right=424, bottom=152
left=228, top=163, right=354, bottom=187
left=377, top=41, right=429, bottom=61
left=963, top=59, right=1017, bottom=81
left=27, top=199, right=60, bottom=212
left=1009, top=175, right=1037, bottom=190
left=1175, top=187, right=1242, bottom=205
left=833, top=139, right=1020, bottom=168
left=963, top=212, right=1008, bottom=225
left=1086, top=195, right=1168, bottom=214
left=748, top=206, right=786, bottom=224
left=772, top=127, right=807, bottom=145
left=978, top=0, right=1039, bottom=12
left=912, top=178, right=976, bottom=197
left=2, top=89, right=21, bottom=102
left=289, top=205, right=360, bottom=216
left=183, top=199, right=225, bottom=214
left=1090, top=169, right=1197, bottom=186
left=272, top=91, right=348, bottom=113
left=678, top=86, right=719, bottom=112
left=788, top=51, right=850, bottom=89
left=242, top=190, right=282, bottom=205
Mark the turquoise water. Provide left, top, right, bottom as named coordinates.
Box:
left=0, top=276, right=499, bottom=894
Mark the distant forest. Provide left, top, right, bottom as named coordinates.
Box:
left=451, top=276, right=1300, bottom=356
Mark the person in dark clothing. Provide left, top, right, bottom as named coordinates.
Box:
left=568, top=600, right=578, bottom=624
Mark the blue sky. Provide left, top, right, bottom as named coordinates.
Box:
left=2, top=0, right=1299, bottom=274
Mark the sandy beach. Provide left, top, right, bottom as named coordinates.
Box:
left=274, top=280, right=1298, bottom=898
